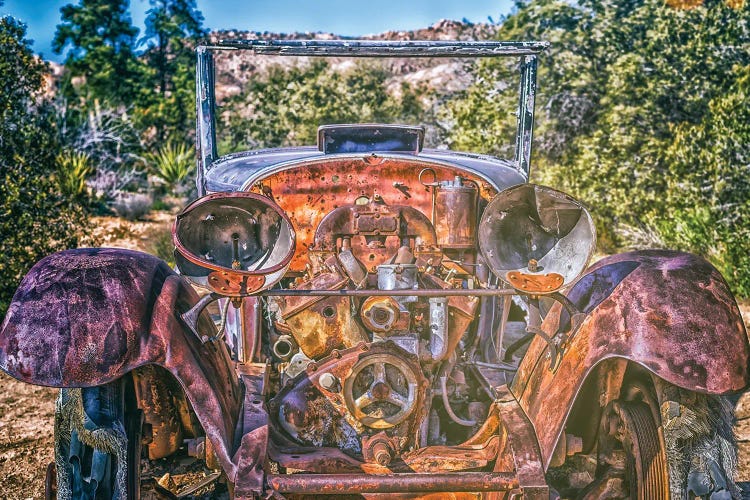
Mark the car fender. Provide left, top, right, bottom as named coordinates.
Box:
left=511, top=250, right=750, bottom=469
left=0, top=248, right=242, bottom=480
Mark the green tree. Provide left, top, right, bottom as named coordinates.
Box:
left=541, top=0, right=750, bottom=249
left=0, top=12, right=91, bottom=317
left=52, top=0, right=142, bottom=107
left=446, top=0, right=594, bottom=161
left=137, top=0, right=207, bottom=143
left=221, top=61, right=426, bottom=152
left=652, top=64, right=750, bottom=295
left=446, top=0, right=750, bottom=294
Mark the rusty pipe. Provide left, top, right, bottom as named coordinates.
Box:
left=439, top=359, right=477, bottom=427
left=266, top=472, right=518, bottom=494
left=260, top=288, right=516, bottom=297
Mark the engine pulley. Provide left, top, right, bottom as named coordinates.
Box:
left=343, top=353, right=419, bottom=429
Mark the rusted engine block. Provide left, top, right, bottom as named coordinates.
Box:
left=264, top=187, right=483, bottom=465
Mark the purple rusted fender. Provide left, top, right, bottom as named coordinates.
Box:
left=511, top=250, right=750, bottom=469
left=0, top=248, right=242, bottom=480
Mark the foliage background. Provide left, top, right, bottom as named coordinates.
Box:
left=448, top=0, right=750, bottom=296
left=0, top=11, right=90, bottom=316
left=1, top=0, right=749, bottom=317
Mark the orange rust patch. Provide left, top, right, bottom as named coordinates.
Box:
left=506, top=271, right=564, bottom=294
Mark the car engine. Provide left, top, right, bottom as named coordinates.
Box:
left=263, top=174, right=508, bottom=467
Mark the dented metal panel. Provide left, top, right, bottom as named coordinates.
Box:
left=512, top=250, right=750, bottom=468
left=0, top=248, right=242, bottom=480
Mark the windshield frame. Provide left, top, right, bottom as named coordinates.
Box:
left=195, top=39, right=548, bottom=196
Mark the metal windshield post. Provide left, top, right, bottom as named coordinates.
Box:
left=196, top=46, right=218, bottom=196
left=514, top=54, right=538, bottom=180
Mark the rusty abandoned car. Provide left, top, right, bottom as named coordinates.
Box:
left=1, top=40, right=749, bottom=499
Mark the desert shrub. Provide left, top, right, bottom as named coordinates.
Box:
left=145, top=225, right=176, bottom=268
left=0, top=15, right=91, bottom=316
left=110, top=192, right=154, bottom=221
left=144, top=141, right=192, bottom=193
left=56, top=150, right=92, bottom=198
left=87, top=165, right=143, bottom=200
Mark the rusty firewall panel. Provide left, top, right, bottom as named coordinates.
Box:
left=247, top=157, right=497, bottom=272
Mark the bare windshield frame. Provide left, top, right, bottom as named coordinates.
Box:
left=196, top=40, right=549, bottom=195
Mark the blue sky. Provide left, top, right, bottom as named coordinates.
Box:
left=1, top=0, right=514, bottom=62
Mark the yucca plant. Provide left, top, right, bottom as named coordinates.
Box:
left=56, top=150, right=93, bottom=198
left=145, top=141, right=192, bottom=193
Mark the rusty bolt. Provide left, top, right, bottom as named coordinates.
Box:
left=319, top=372, right=340, bottom=392
left=371, top=441, right=393, bottom=466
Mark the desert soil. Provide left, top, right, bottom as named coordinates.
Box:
left=1, top=215, right=750, bottom=498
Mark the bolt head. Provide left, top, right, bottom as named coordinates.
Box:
left=319, top=372, right=339, bottom=391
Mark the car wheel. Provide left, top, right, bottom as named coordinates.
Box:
left=578, top=378, right=739, bottom=499
left=52, top=376, right=142, bottom=499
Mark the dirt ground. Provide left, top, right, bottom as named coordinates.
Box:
left=0, top=373, right=55, bottom=499
left=1, top=215, right=750, bottom=498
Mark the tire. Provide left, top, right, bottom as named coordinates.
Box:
left=552, top=376, right=739, bottom=499
left=53, top=376, right=142, bottom=500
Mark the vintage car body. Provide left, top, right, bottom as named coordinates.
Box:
left=1, top=40, right=748, bottom=499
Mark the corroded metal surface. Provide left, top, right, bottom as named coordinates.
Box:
left=266, top=472, right=519, bottom=494
left=216, top=39, right=549, bottom=56
left=343, top=352, right=420, bottom=429
left=313, top=198, right=438, bottom=252
left=432, top=176, right=479, bottom=249
left=490, top=385, right=548, bottom=500
left=400, top=435, right=501, bottom=472
left=232, top=370, right=270, bottom=497
left=0, top=248, right=242, bottom=480
left=272, top=342, right=427, bottom=455
left=512, top=250, right=750, bottom=468
left=246, top=158, right=497, bottom=272
left=278, top=268, right=367, bottom=359
left=133, top=365, right=183, bottom=460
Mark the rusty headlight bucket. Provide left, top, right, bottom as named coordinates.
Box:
left=478, top=183, right=596, bottom=294
left=173, top=191, right=296, bottom=296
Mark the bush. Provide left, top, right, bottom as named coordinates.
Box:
left=446, top=0, right=750, bottom=296
left=143, top=141, right=192, bottom=193
left=145, top=224, right=176, bottom=268
left=110, top=192, right=153, bottom=221
left=0, top=15, right=91, bottom=317
left=56, top=150, right=92, bottom=198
